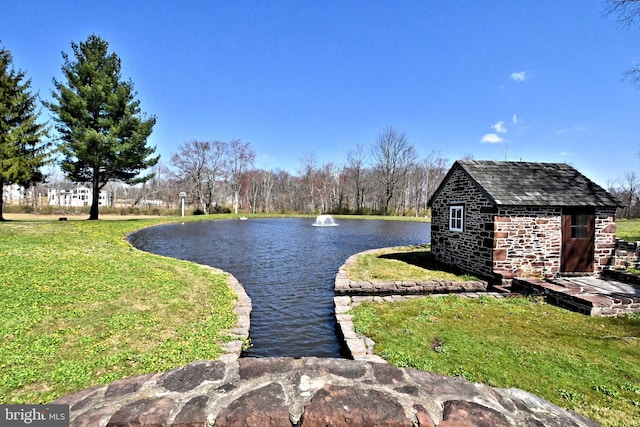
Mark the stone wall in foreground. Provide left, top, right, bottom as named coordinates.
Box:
left=54, top=357, right=599, bottom=427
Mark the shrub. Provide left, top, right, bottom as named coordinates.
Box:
left=212, top=205, right=231, bottom=214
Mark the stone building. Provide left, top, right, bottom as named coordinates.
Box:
left=428, top=160, right=623, bottom=284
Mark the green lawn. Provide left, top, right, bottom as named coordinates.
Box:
left=346, top=245, right=478, bottom=282
left=0, top=216, right=238, bottom=403
left=351, top=294, right=640, bottom=427
left=617, top=218, right=640, bottom=243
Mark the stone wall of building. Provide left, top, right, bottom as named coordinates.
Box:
left=593, top=208, right=618, bottom=272
left=491, top=208, right=617, bottom=277
left=492, top=207, right=562, bottom=279
left=430, top=168, right=495, bottom=279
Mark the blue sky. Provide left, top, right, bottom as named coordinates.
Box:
left=4, top=1, right=639, bottom=187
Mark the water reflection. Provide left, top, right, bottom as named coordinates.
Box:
left=128, top=218, right=430, bottom=358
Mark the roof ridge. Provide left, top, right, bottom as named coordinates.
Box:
left=441, top=160, right=624, bottom=208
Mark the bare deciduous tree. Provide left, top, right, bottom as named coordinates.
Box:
left=605, top=0, right=640, bottom=26
left=170, top=140, right=226, bottom=214
left=621, top=172, right=639, bottom=218
left=424, top=152, right=448, bottom=203
left=228, top=139, right=255, bottom=214
left=371, top=126, right=417, bottom=215
left=247, top=169, right=276, bottom=213
left=606, top=0, right=640, bottom=83
left=346, top=144, right=368, bottom=214
left=161, top=131, right=452, bottom=216
left=298, top=152, right=319, bottom=213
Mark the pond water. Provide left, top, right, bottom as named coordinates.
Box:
left=128, top=217, right=430, bottom=358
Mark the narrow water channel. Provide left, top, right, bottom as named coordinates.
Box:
left=128, top=217, right=430, bottom=358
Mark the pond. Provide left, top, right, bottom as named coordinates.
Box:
left=128, top=217, right=430, bottom=358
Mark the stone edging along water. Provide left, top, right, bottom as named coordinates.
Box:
left=333, top=247, right=495, bottom=362
left=205, top=266, right=252, bottom=363
left=205, top=246, right=491, bottom=363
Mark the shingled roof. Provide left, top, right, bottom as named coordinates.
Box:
left=429, top=160, right=623, bottom=208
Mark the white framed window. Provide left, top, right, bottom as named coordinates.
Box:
left=449, top=205, right=464, bottom=232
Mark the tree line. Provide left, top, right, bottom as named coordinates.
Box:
left=608, top=172, right=640, bottom=219
left=142, top=137, right=640, bottom=219
left=134, top=127, right=450, bottom=216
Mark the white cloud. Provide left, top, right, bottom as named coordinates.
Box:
left=492, top=121, right=507, bottom=134
left=510, top=71, right=528, bottom=82
left=512, top=114, right=518, bottom=125
left=481, top=133, right=505, bottom=144
left=556, top=126, right=587, bottom=135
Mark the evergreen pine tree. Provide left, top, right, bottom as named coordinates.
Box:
left=47, top=34, right=158, bottom=220
left=0, top=43, right=49, bottom=221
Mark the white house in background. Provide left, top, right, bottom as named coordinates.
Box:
left=48, top=185, right=108, bottom=207
left=141, top=198, right=163, bottom=207
left=1, top=184, right=31, bottom=205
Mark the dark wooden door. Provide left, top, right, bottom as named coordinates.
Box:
left=561, top=208, right=595, bottom=273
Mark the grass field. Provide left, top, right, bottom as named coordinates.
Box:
left=0, top=215, right=238, bottom=403
left=617, top=218, right=640, bottom=243
left=351, top=296, right=640, bottom=427
left=345, top=245, right=478, bottom=282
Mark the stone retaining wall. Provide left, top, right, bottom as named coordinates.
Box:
left=602, top=268, right=640, bottom=286
left=615, top=238, right=640, bottom=269
left=333, top=248, right=490, bottom=362
left=512, top=277, right=640, bottom=317
left=336, top=279, right=487, bottom=296
left=222, top=272, right=252, bottom=361
left=334, top=249, right=488, bottom=298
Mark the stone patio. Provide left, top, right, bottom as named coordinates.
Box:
left=512, top=274, right=640, bottom=316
